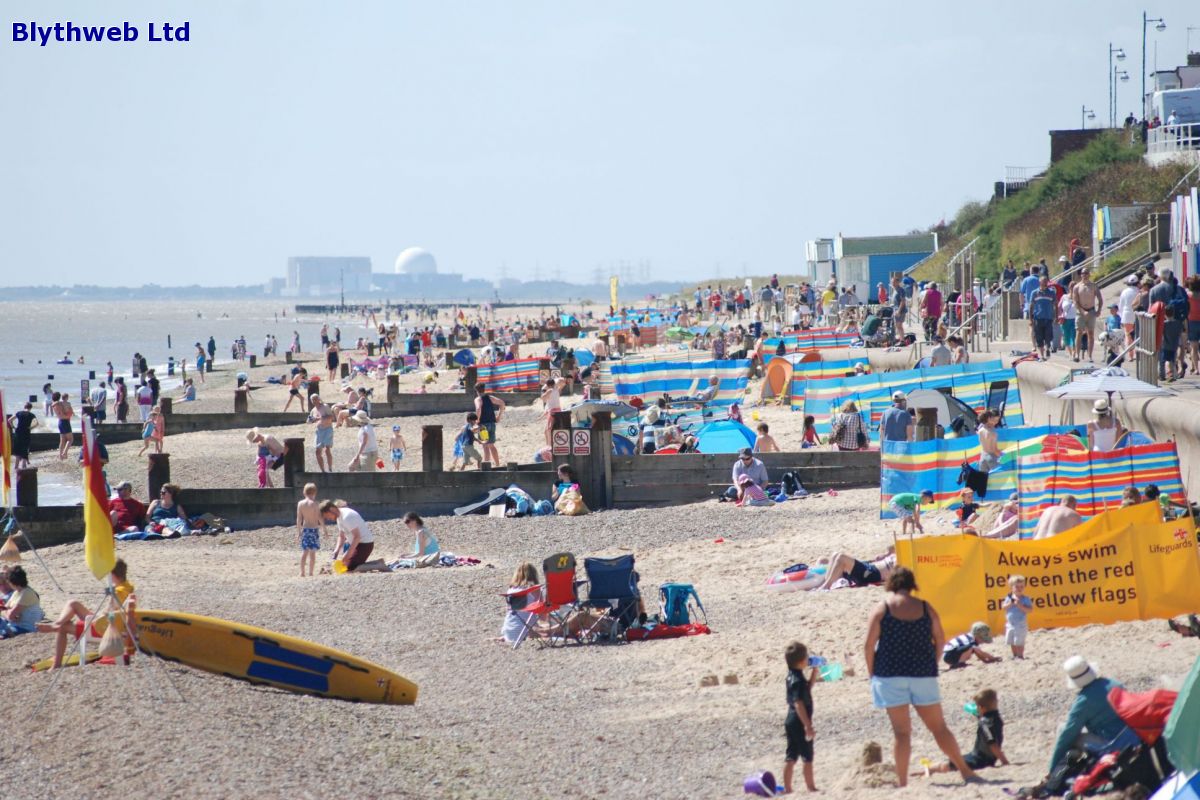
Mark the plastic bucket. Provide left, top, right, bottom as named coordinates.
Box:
left=819, top=663, right=844, bottom=681
left=743, top=771, right=777, bottom=796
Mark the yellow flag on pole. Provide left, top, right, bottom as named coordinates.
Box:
left=82, top=418, right=116, bottom=580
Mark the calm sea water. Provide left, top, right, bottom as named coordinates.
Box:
left=0, top=300, right=374, bottom=415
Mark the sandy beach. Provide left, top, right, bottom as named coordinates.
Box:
left=3, top=484, right=1195, bottom=799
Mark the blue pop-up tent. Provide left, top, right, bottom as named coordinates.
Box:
left=695, top=420, right=756, bottom=453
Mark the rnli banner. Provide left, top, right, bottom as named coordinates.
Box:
left=896, top=503, right=1200, bottom=636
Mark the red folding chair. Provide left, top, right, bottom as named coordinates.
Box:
left=515, top=552, right=580, bottom=648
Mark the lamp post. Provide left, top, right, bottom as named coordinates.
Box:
left=1108, top=43, right=1126, bottom=127
left=1113, top=69, right=1129, bottom=126
left=1081, top=106, right=1096, bottom=129
left=1142, top=12, right=1166, bottom=120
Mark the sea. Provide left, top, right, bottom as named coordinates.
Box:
left=0, top=300, right=375, bottom=504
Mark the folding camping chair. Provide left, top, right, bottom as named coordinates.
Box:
left=580, top=555, right=640, bottom=642
left=515, top=552, right=581, bottom=648
left=984, top=380, right=1009, bottom=427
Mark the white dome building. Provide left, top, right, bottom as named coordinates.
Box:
left=394, top=247, right=438, bottom=276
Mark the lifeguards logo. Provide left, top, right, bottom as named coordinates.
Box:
left=1148, top=529, right=1196, bottom=556
left=916, top=554, right=963, bottom=569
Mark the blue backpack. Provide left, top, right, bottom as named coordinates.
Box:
left=660, top=583, right=706, bottom=626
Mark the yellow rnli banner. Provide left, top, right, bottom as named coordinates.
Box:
left=896, top=504, right=1200, bottom=636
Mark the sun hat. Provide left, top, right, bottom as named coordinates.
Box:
left=355, top=410, right=371, bottom=424
left=970, top=622, right=993, bottom=643
left=892, top=390, right=906, bottom=401
left=1008, top=492, right=1020, bottom=502
left=1064, top=655, right=1099, bottom=689
left=245, top=428, right=260, bottom=443
left=1093, top=399, right=1110, bottom=414
left=736, top=474, right=753, bottom=485
left=115, top=481, right=132, bottom=491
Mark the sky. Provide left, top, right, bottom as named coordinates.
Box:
left=2, top=0, right=1197, bottom=287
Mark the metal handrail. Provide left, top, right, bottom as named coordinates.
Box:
left=902, top=248, right=942, bottom=277
left=1164, top=161, right=1200, bottom=201
left=1147, top=123, right=1200, bottom=156
left=1055, top=222, right=1153, bottom=286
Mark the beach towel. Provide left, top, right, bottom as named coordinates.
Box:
left=625, top=623, right=711, bottom=641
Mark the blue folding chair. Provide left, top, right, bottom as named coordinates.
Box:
left=581, top=555, right=640, bottom=641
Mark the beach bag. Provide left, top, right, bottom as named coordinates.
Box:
left=855, top=425, right=867, bottom=449
left=555, top=486, right=589, bottom=516
left=532, top=499, right=554, bottom=516
left=504, top=487, right=534, bottom=517
left=780, top=471, right=806, bottom=496
left=660, top=583, right=706, bottom=626
left=958, top=461, right=989, bottom=497
left=97, top=615, right=125, bottom=659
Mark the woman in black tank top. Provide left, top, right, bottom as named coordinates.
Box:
left=864, top=567, right=980, bottom=787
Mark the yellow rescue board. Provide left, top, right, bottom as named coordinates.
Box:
left=29, top=652, right=110, bottom=671
left=133, top=609, right=418, bottom=705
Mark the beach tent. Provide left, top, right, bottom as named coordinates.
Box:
left=759, top=357, right=795, bottom=403
left=1166, top=655, right=1200, bottom=775
left=905, top=389, right=980, bottom=434
left=453, top=349, right=475, bottom=367
left=612, top=434, right=636, bottom=456
left=694, top=420, right=756, bottom=453
left=572, top=350, right=595, bottom=369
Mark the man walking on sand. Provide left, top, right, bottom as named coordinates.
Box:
left=1070, top=268, right=1102, bottom=363
left=308, top=394, right=335, bottom=473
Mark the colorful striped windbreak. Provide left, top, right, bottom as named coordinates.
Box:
left=1016, top=441, right=1186, bottom=538
left=608, top=359, right=750, bottom=406
left=795, top=361, right=1022, bottom=434
left=474, top=357, right=543, bottom=392
left=880, top=425, right=1081, bottom=518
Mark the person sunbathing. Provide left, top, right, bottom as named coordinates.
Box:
left=815, top=546, right=896, bottom=590
left=36, top=559, right=135, bottom=669
left=982, top=493, right=1021, bottom=539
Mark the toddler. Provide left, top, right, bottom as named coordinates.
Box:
left=917, top=689, right=1006, bottom=775
left=782, top=641, right=819, bottom=793
left=942, top=622, right=1002, bottom=668
left=389, top=425, right=408, bottom=471
left=754, top=422, right=780, bottom=453
left=1001, top=575, right=1032, bottom=658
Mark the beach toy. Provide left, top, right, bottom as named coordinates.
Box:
left=765, top=563, right=823, bottom=592
left=743, top=771, right=777, bottom=797
left=807, top=655, right=827, bottom=667
left=375, top=457, right=385, bottom=470
left=964, top=701, right=978, bottom=716
left=479, top=429, right=490, bottom=442
left=751, top=410, right=760, bottom=421
left=818, top=663, right=843, bottom=682
left=333, top=560, right=348, bottom=574
left=919, top=757, right=931, bottom=777
left=774, top=493, right=788, bottom=503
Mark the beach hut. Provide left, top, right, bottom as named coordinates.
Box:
left=695, top=420, right=756, bottom=453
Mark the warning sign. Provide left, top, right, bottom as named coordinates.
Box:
left=552, top=429, right=571, bottom=456
left=550, top=368, right=562, bottom=380
left=572, top=429, right=591, bottom=456
left=539, top=369, right=551, bottom=383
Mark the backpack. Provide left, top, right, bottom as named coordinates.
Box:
left=1169, top=288, right=1189, bottom=321
left=780, top=471, right=807, bottom=497
left=660, top=583, right=706, bottom=626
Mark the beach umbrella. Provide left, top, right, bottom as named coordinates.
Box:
left=569, top=400, right=637, bottom=422
left=1045, top=371, right=1174, bottom=403
left=704, top=323, right=725, bottom=336
left=452, top=349, right=475, bottom=367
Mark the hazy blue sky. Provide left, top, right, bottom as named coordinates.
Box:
left=2, top=0, right=1196, bottom=286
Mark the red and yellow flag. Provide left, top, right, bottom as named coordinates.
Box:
left=0, top=391, right=11, bottom=508
left=82, top=418, right=115, bottom=580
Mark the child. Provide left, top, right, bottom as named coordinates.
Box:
left=1144, top=483, right=1189, bottom=520
left=389, top=425, right=408, bottom=471
left=1001, top=575, right=1032, bottom=658
left=451, top=412, right=482, bottom=471
left=888, top=490, right=934, bottom=535
left=782, top=641, right=819, bottom=793
left=957, top=488, right=980, bottom=533
left=295, top=483, right=323, bottom=577
left=942, top=622, right=1001, bottom=668
left=755, top=422, right=780, bottom=453
left=801, top=415, right=821, bottom=449
left=916, top=689, right=1007, bottom=776
left=136, top=411, right=156, bottom=456
left=150, top=407, right=165, bottom=454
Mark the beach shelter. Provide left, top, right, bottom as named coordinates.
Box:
left=572, top=350, right=595, bottom=369
left=695, top=420, right=756, bottom=453
left=1166, top=655, right=1200, bottom=775
left=759, top=357, right=795, bottom=403
left=453, top=349, right=475, bottom=367
left=612, top=434, right=636, bottom=456
left=569, top=400, right=638, bottom=424
left=905, top=389, right=979, bottom=434
left=1039, top=433, right=1088, bottom=455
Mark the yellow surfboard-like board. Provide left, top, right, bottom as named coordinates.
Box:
left=132, top=609, right=418, bottom=705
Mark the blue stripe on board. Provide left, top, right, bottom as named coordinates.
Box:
left=253, top=641, right=335, bottom=675
left=247, top=660, right=331, bottom=692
